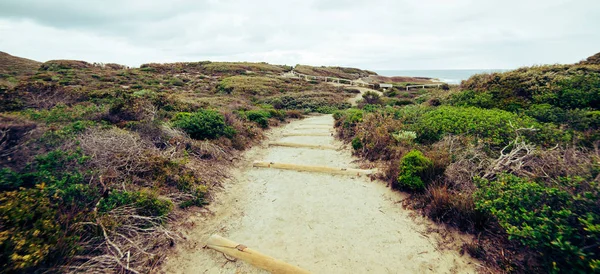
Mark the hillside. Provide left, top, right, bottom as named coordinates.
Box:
left=0, top=51, right=41, bottom=75
left=580, top=52, right=600, bottom=65
left=0, top=53, right=354, bottom=273
left=333, top=51, right=600, bottom=273
left=294, top=64, right=377, bottom=80
left=2, top=50, right=599, bottom=273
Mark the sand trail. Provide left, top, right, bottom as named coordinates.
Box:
left=162, top=115, right=479, bottom=274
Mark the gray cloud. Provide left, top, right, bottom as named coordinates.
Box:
left=0, top=0, right=598, bottom=69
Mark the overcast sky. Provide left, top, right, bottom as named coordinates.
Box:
left=0, top=0, right=598, bottom=70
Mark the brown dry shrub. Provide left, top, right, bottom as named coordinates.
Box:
left=66, top=206, right=178, bottom=273
left=0, top=114, right=39, bottom=169
left=353, top=111, right=403, bottom=161
left=160, top=124, right=229, bottom=161
left=423, top=183, right=487, bottom=231
left=78, top=128, right=155, bottom=185
left=222, top=112, right=263, bottom=150
left=15, top=82, right=80, bottom=109
left=285, top=109, right=304, bottom=119
left=377, top=145, right=411, bottom=186
left=522, top=147, right=599, bottom=182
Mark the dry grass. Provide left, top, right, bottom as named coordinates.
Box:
left=77, top=128, right=155, bottom=187
left=0, top=51, right=40, bottom=75
left=294, top=65, right=376, bottom=80
left=65, top=206, right=178, bottom=273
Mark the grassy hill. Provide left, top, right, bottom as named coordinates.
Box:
left=333, top=52, right=600, bottom=273
left=0, top=51, right=41, bottom=75
left=0, top=54, right=353, bottom=272
left=294, top=64, right=377, bottom=80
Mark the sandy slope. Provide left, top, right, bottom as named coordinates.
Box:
left=161, top=115, right=480, bottom=274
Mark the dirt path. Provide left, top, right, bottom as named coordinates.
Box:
left=162, top=115, right=480, bottom=273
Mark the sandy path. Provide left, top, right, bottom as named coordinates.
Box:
left=161, top=115, right=479, bottom=274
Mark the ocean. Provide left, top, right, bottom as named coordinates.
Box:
left=375, top=69, right=508, bottom=85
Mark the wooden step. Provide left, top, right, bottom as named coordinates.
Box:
left=298, top=123, right=332, bottom=126
left=206, top=235, right=310, bottom=274
left=253, top=161, right=375, bottom=176
left=282, top=133, right=332, bottom=137
left=268, top=142, right=337, bottom=150
left=294, top=125, right=332, bottom=130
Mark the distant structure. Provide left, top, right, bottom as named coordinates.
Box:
left=380, top=83, right=393, bottom=91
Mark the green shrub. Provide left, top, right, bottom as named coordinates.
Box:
left=98, top=190, right=172, bottom=217
left=475, top=174, right=600, bottom=273
left=0, top=167, right=23, bottom=191
left=362, top=91, right=382, bottom=105
left=351, top=137, right=363, bottom=150
left=0, top=149, right=95, bottom=272
left=414, top=106, right=547, bottom=146
left=315, top=106, right=338, bottom=114
left=217, top=76, right=286, bottom=95
left=179, top=185, right=209, bottom=208
left=243, top=109, right=271, bottom=128
left=267, top=109, right=286, bottom=121
left=396, top=150, right=433, bottom=191
left=0, top=188, right=74, bottom=272
left=339, top=108, right=364, bottom=128
left=386, top=98, right=413, bottom=106
left=458, top=65, right=600, bottom=112
left=24, top=103, right=105, bottom=124
left=172, top=109, right=236, bottom=140
left=362, top=104, right=381, bottom=113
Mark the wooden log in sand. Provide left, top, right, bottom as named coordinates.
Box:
left=206, top=235, right=311, bottom=274
left=298, top=123, right=332, bottom=126
left=282, top=133, right=332, bottom=137
left=294, top=125, right=332, bottom=130
left=268, top=142, right=337, bottom=150
left=253, top=161, right=375, bottom=176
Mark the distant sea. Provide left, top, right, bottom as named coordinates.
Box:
left=375, top=69, right=508, bottom=85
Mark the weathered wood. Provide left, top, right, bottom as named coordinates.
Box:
left=282, top=133, right=331, bottom=137
left=298, top=123, right=332, bottom=126
left=405, top=84, right=442, bottom=91
left=269, top=142, right=337, bottom=150
left=206, top=235, right=311, bottom=274
left=293, top=126, right=332, bottom=130
left=295, top=125, right=331, bottom=129
left=253, top=161, right=375, bottom=176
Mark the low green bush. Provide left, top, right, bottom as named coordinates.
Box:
left=396, top=150, right=433, bottom=191
left=24, top=103, right=105, bottom=124
left=475, top=174, right=600, bottom=273
left=338, top=108, right=364, bottom=128
left=414, top=106, right=549, bottom=146
left=98, top=190, right=172, bottom=217
left=243, top=109, right=271, bottom=128
left=0, top=149, right=95, bottom=272
left=351, top=137, right=363, bottom=150
left=172, top=109, right=236, bottom=140
left=362, top=91, right=382, bottom=105
left=315, top=105, right=338, bottom=114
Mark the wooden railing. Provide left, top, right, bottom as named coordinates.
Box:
left=405, top=84, right=443, bottom=91
left=286, top=70, right=375, bottom=88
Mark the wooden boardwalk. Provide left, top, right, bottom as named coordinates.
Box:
left=286, top=70, right=375, bottom=88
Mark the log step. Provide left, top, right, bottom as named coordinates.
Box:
left=253, top=161, right=375, bottom=176
left=268, top=142, right=337, bottom=150
left=206, top=234, right=311, bottom=274
left=294, top=125, right=332, bottom=130
left=282, top=133, right=332, bottom=137
left=298, top=123, right=332, bottom=126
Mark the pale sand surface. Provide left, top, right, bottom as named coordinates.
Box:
left=161, top=115, right=480, bottom=274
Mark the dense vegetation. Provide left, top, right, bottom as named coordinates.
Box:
left=334, top=53, right=600, bottom=273
left=294, top=65, right=377, bottom=80
left=0, top=54, right=352, bottom=272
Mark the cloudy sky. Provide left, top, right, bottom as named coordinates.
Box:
left=0, top=0, right=598, bottom=70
